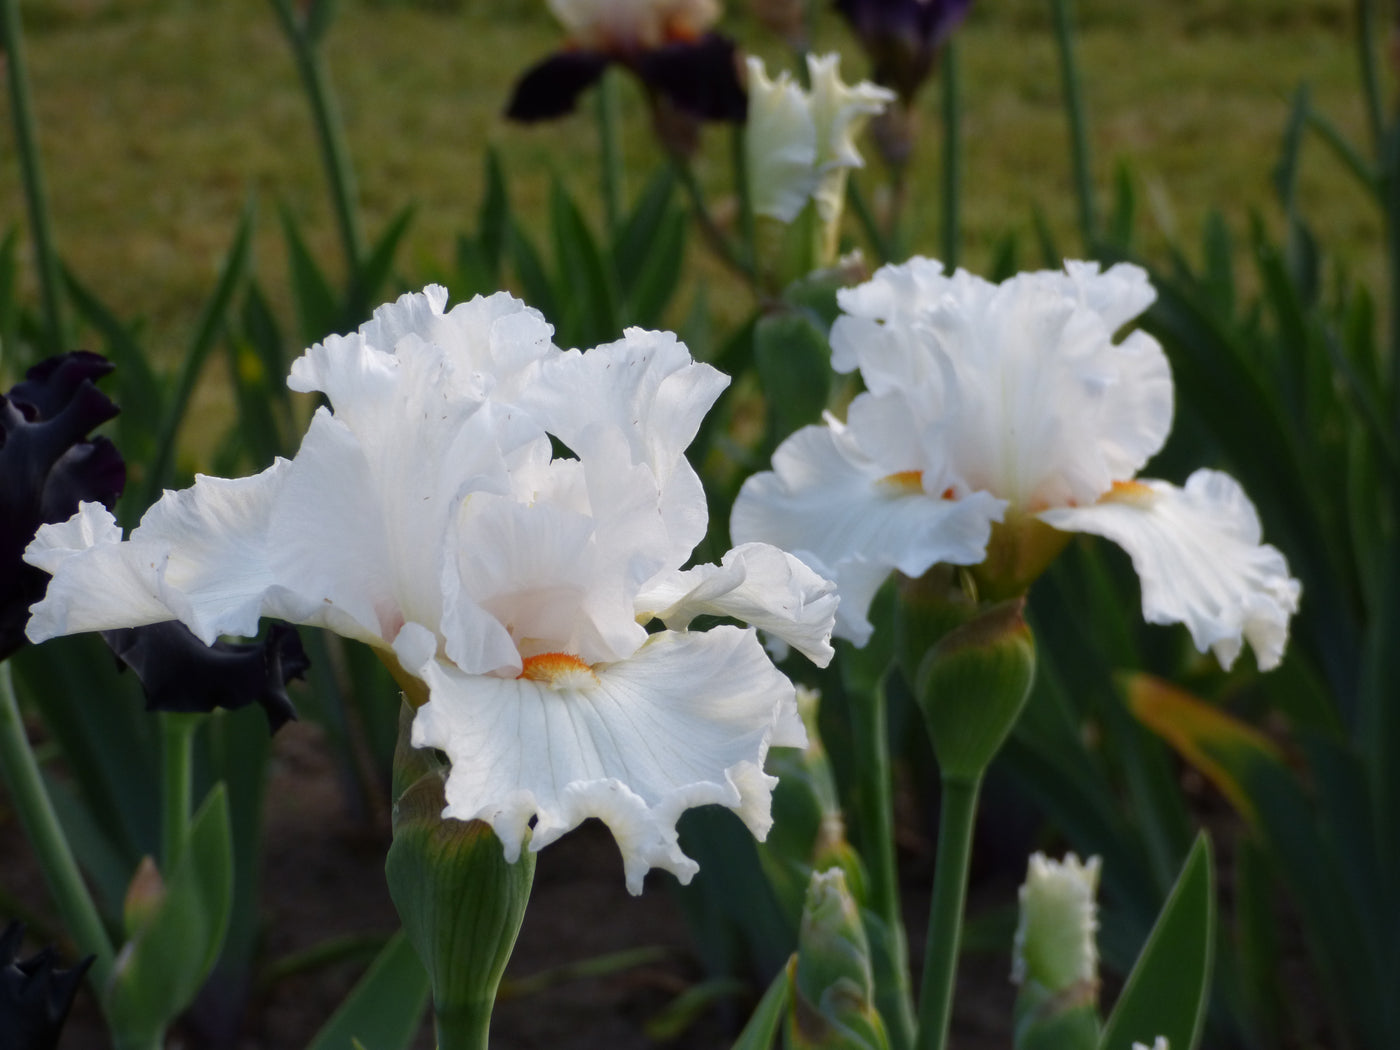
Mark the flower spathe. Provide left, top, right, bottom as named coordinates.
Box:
left=26, top=287, right=838, bottom=894
left=731, top=258, right=1300, bottom=669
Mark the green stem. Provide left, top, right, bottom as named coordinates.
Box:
left=0, top=0, right=66, bottom=353
left=671, top=156, right=757, bottom=286
left=940, top=43, right=962, bottom=268
left=0, top=663, right=114, bottom=988
left=596, top=68, right=625, bottom=243
left=112, top=1033, right=165, bottom=1050
left=160, top=713, right=199, bottom=869
left=268, top=0, right=365, bottom=307
left=850, top=679, right=916, bottom=1050
left=732, top=122, right=758, bottom=279
left=1384, top=127, right=1400, bottom=429
left=1051, top=0, right=1096, bottom=246
left=1355, top=0, right=1385, bottom=159
left=913, top=774, right=981, bottom=1050
left=434, top=1002, right=493, bottom=1050
left=848, top=180, right=894, bottom=264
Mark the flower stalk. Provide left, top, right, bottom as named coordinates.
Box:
left=159, top=713, right=200, bottom=870
left=848, top=677, right=915, bottom=1050
left=905, top=598, right=1036, bottom=1050
left=939, top=42, right=960, bottom=267
left=267, top=0, right=366, bottom=304
left=596, top=67, right=626, bottom=242
left=1051, top=0, right=1097, bottom=244
left=0, top=0, right=66, bottom=354
left=914, top=774, right=978, bottom=1050
left=0, top=663, right=114, bottom=989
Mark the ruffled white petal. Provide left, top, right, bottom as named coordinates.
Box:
left=408, top=626, right=802, bottom=894
left=516, top=327, right=725, bottom=565
left=830, top=258, right=1173, bottom=511
left=745, top=57, right=819, bottom=223
left=25, top=460, right=297, bottom=645
left=805, top=53, right=894, bottom=226
left=1054, top=260, right=1157, bottom=334
left=635, top=541, right=838, bottom=666
left=731, top=422, right=1005, bottom=644
left=25, top=502, right=179, bottom=641
left=1038, top=470, right=1301, bottom=670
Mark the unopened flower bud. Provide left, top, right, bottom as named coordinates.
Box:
left=910, top=596, right=1035, bottom=781
left=385, top=704, right=536, bottom=1048
left=1011, top=853, right=1102, bottom=1050
left=787, top=869, right=887, bottom=1050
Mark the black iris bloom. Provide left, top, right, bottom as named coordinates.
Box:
left=0, top=921, right=92, bottom=1050
left=0, top=352, right=125, bottom=663
left=506, top=33, right=747, bottom=124
left=4, top=352, right=308, bottom=731
left=102, top=621, right=309, bottom=733
left=834, top=0, right=972, bottom=101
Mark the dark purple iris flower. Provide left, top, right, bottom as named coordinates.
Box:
left=506, top=33, right=746, bottom=124
left=0, top=353, right=125, bottom=663
left=103, top=622, right=308, bottom=733
left=0, top=921, right=92, bottom=1050
left=4, top=352, right=306, bottom=730
left=834, top=0, right=973, bottom=101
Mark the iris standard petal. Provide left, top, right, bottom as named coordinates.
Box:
left=518, top=327, right=728, bottom=562
left=1, top=352, right=125, bottom=661
left=407, top=625, right=803, bottom=894
left=832, top=259, right=1173, bottom=511
left=547, top=0, right=722, bottom=50
left=1038, top=470, right=1301, bottom=670
left=744, top=56, right=819, bottom=223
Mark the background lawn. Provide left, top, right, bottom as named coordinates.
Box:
left=0, top=0, right=1387, bottom=447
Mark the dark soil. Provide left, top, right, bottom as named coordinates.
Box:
left=3, top=720, right=1017, bottom=1050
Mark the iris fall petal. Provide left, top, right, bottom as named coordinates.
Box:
left=1039, top=470, right=1301, bottom=670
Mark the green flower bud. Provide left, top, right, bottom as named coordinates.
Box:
left=913, top=598, right=1036, bottom=781
left=761, top=688, right=868, bottom=921
left=385, top=703, right=536, bottom=1050
left=787, top=869, right=888, bottom=1050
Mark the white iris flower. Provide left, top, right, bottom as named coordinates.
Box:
left=25, top=287, right=837, bottom=894
left=731, top=258, right=1300, bottom=670
left=745, top=53, right=894, bottom=258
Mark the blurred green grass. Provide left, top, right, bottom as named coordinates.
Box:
left=0, top=0, right=1385, bottom=369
